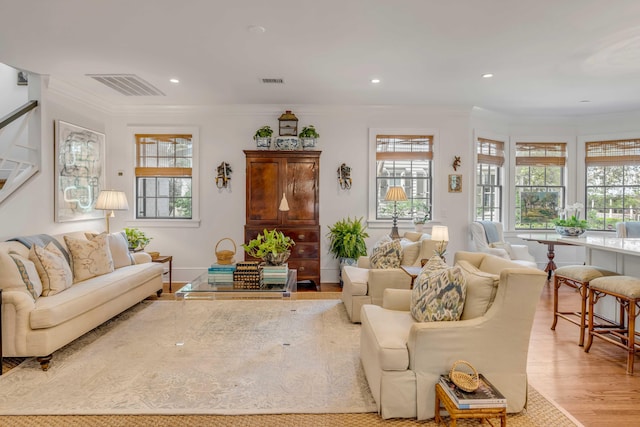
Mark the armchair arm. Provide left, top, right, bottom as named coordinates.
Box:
left=132, top=252, right=152, bottom=264
left=357, top=256, right=371, bottom=269
left=367, top=268, right=412, bottom=305
left=382, top=288, right=412, bottom=311
left=1, top=290, right=36, bottom=355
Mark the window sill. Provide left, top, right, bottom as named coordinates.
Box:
left=125, top=219, right=201, bottom=228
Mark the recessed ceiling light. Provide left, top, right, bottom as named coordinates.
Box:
left=580, top=100, right=591, bottom=103
left=371, top=78, right=381, bottom=84
left=481, top=73, right=494, bottom=78
left=248, top=25, right=266, bottom=34
left=170, top=78, right=180, bottom=84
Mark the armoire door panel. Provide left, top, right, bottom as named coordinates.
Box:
left=246, top=160, right=280, bottom=223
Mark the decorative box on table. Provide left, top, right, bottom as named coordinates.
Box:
left=233, top=261, right=261, bottom=289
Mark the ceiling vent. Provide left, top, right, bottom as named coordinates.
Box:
left=86, top=74, right=165, bottom=96
left=261, top=78, right=285, bottom=84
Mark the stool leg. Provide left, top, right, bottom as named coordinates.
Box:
left=627, top=299, right=636, bottom=375
left=585, top=288, right=595, bottom=353
left=579, top=282, right=588, bottom=346
left=551, top=275, right=560, bottom=331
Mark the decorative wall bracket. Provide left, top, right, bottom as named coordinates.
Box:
left=215, top=161, right=232, bottom=189
left=338, top=163, right=352, bottom=190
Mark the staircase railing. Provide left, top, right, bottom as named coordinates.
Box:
left=0, top=100, right=39, bottom=204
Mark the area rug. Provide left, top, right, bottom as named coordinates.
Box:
left=0, top=300, right=376, bottom=415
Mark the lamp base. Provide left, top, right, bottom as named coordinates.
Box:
left=390, top=226, right=401, bottom=240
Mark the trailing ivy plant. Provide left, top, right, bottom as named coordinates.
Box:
left=242, top=229, right=295, bottom=259
left=326, top=216, right=369, bottom=260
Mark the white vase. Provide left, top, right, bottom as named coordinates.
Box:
left=415, top=223, right=424, bottom=232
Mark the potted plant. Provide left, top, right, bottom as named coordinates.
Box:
left=298, top=125, right=319, bottom=150
left=326, top=217, right=369, bottom=285
left=124, top=227, right=152, bottom=252
left=413, top=210, right=429, bottom=232
left=253, top=125, right=273, bottom=150
left=553, top=202, right=588, bottom=236
left=242, top=229, right=295, bottom=265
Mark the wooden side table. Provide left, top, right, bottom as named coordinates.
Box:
left=152, top=255, right=173, bottom=292
left=435, top=383, right=506, bottom=427
left=400, top=266, right=422, bottom=289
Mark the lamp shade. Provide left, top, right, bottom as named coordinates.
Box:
left=431, top=225, right=449, bottom=242
left=384, top=186, right=408, bottom=202
left=95, top=190, right=129, bottom=211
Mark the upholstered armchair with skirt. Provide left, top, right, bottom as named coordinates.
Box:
left=470, top=221, right=537, bottom=269
left=359, top=251, right=547, bottom=420
left=616, top=221, right=640, bottom=238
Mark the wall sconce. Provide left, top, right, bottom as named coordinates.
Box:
left=338, top=163, right=352, bottom=190
left=278, top=110, right=298, bottom=136
left=215, top=161, right=232, bottom=189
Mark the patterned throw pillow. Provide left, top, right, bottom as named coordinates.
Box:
left=29, top=243, right=73, bottom=296
left=411, top=260, right=467, bottom=322
left=64, top=234, right=114, bottom=283
left=85, top=231, right=134, bottom=269
left=8, top=251, right=43, bottom=300
left=370, top=239, right=402, bottom=269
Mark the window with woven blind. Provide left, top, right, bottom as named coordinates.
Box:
left=375, top=134, right=432, bottom=221
left=135, top=134, right=193, bottom=219
left=476, top=138, right=504, bottom=221
left=586, top=138, right=640, bottom=230
left=515, top=142, right=566, bottom=230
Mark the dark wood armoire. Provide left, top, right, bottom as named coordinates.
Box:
left=244, top=150, right=321, bottom=288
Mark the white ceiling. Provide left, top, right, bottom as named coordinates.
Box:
left=2, top=0, right=640, bottom=116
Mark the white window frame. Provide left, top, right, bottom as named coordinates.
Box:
left=473, top=131, right=507, bottom=223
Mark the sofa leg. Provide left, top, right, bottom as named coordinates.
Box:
left=37, top=355, right=52, bottom=371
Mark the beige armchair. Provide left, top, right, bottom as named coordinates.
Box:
left=470, top=221, right=537, bottom=269
left=341, top=232, right=443, bottom=323
left=359, top=251, right=546, bottom=420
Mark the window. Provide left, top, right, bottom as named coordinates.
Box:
left=585, top=139, right=640, bottom=230
left=515, top=142, right=566, bottom=230
left=475, top=138, right=504, bottom=221
left=375, top=134, right=433, bottom=221
left=135, top=134, right=192, bottom=219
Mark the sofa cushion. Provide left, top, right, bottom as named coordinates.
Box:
left=30, top=262, right=163, bottom=329
left=29, top=242, right=73, bottom=296
left=65, top=234, right=114, bottom=283
left=7, top=251, right=43, bottom=300
left=456, top=260, right=499, bottom=320
left=361, top=304, right=414, bottom=371
left=370, top=239, right=402, bottom=269
left=411, top=257, right=466, bottom=322
left=86, top=231, right=134, bottom=269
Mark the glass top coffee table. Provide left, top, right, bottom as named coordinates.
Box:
left=174, top=269, right=297, bottom=346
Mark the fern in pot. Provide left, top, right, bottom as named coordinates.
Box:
left=326, top=216, right=369, bottom=285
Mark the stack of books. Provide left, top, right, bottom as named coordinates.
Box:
left=208, top=263, right=236, bottom=284
left=233, top=261, right=261, bottom=289
left=260, top=263, right=288, bottom=288
left=439, top=374, right=506, bottom=409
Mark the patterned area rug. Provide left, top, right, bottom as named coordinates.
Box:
left=0, top=300, right=375, bottom=415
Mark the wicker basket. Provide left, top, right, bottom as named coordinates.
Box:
left=449, top=360, right=479, bottom=392
left=215, top=238, right=236, bottom=265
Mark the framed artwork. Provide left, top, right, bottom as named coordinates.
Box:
left=448, top=174, right=462, bottom=193
left=54, top=120, right=105, bottom=222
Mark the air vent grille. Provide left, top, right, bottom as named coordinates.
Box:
left=87, top=74, right=165, bottom=96
left=261, top=78, right=285, bottom=84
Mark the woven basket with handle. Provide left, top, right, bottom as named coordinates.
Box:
left=215, top=238, right=236, bottom=265
left=449, top=360, right=479, bottom=392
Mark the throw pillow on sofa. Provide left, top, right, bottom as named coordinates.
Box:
left=7, top=251, right=43, bottom=300
left=64, top=234, right=114, bottom=283
left=85, top=231, right=134, bottom=269
left=455, top=260, right=499, bottom=320
left=399, top=238, right=421, bottom=266
left=411, top=256, right=466, bottom=322
left=370, top=239, right=402, bottom=269
left=0, top=249, right=44, bottom=300
left=29, top=242, right=73, bottom=296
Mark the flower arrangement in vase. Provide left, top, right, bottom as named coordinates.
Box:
left=553, top=202, right=587, bottom=236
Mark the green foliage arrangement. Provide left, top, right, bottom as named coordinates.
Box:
left=253, top=126, right=274, bottom=139
left=298, top=125, right=320, bottom=139
left=326, top=216, right=369, bottom=259
left=124, top=227, right=152, bottom=251
left=242, top=229, right=295, bottom=259
left=552, top=202, right=588, bottom=228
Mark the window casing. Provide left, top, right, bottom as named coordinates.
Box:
left=135, top=134, right=193, bottom=219
left=514, top=142, right=566, bottom=230
left=375, top=135, right=433, bottom=221
left=585, top=139, right=640, bottom=230
left=475, top=138, right=504, bottom=222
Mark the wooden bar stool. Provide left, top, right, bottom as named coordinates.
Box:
left=552, top=265, right=618, bottom=346
left=585, top=276, right=640, bottom=374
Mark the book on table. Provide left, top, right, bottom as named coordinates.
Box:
left=439, top=374, right=506, bottom=409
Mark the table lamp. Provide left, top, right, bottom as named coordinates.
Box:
left=95, top=190, right=129, bottom=233
left=385, top=186, right=407, bottom=239
left=431, top=225, right=449, bottom=259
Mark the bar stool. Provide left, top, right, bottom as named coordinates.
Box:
left=585, top=276, right=640, bottom=374
left=552, top=265, right=618, bottom=346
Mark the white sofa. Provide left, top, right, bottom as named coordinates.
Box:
left=1, top=230, right=163, bottom=370
left=359, top=251, right=546, bottom=420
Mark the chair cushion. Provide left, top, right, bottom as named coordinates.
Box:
left=411, top=256, right=466, bottom=322
left=361, top=304, right=414, bottom=371
left=29, top=242, right=73, bottom=296
left=64, top=234, right=114, bottom=283
left=370, top=239, right=402, bottom=269
left=590, top=276, right=640, bottom=298
left=554, top=265, right=617, bottom=282
left=455, top=260, right=499, bottom=320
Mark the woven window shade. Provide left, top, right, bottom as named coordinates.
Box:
left=136, top=134, right=193, bottom=177
left=586, top=139, right=640, bottom=166
left=376, top=135, right=433, bottom=160
left=516, top=142, right=566, bottom=167
left=477, top=138, right=504, bottom=166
